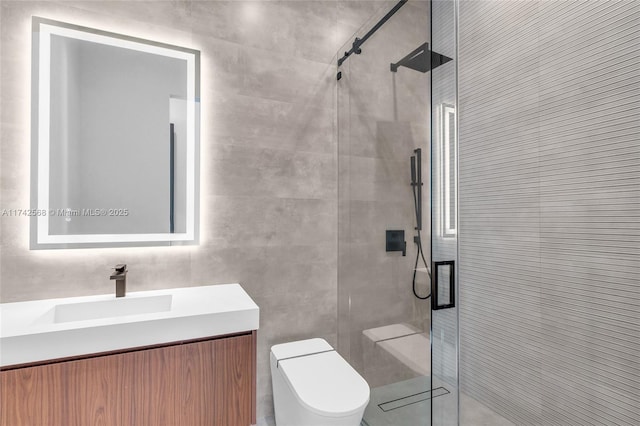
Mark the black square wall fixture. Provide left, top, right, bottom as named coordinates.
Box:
left=386, top=230, right=406, bottom=256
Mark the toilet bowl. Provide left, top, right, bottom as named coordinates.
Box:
left=270, top=338, right=370, bottom=426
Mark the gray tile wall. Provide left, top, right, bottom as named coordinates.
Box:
left=0, top=1, right=373, bottom=420
left=458, top=0, right=640, bottom=424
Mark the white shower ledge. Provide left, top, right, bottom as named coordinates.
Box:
left=0, top=283, right=259, bottom=368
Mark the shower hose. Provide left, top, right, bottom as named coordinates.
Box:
left=412, top=182, right=431, bottom=300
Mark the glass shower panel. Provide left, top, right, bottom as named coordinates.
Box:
left=431, top=0, right=459, bottom=424
left=337, top=1, right=446, bottom=425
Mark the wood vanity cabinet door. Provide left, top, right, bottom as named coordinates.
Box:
left=182, top=334, right=253, bottom=426
left=0, top=333, right=254, bottom=426
left=0, top=359, right=68, bottom=425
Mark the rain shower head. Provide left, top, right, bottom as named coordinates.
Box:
left=390, top=42, right=452, bottom=73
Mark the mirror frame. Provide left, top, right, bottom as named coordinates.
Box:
left=30, top=17, right=200, bottom=249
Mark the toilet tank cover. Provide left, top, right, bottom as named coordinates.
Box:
left=274, top=340, right=370, bottom=418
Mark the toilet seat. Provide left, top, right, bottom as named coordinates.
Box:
left=273, top=340, right=370, bottom=418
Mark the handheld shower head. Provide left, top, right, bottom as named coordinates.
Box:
left=411, top=155, right=417, bottom=184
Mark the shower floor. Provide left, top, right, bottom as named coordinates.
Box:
left=361, top=377, right=514, bottom=426
left=361, top=323, right=436, bottom=425
left=359, top=323, right=511, bottom=426
left=362, top=376, right=442, bottom=426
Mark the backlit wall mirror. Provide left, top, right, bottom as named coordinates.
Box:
left=30, top=17, right=200, bottom=249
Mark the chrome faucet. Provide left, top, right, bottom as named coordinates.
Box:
left=110, top=264, right=127, bottom=297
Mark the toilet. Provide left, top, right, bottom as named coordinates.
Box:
left=270, top=338, right=370, bottom=426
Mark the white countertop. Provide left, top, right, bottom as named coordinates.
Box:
left=0, top=283, right=259, bottom=368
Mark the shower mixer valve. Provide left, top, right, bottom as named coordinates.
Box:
left=386, top=230, right=406, bottom=256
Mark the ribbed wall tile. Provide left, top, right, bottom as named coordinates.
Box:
left=459, top=0, right=640, bottom=424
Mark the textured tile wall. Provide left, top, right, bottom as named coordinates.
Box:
left=458, top=0, right=640, bottom=424
left=0, top=1, right=374, bottom=420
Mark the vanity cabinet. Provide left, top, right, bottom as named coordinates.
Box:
left=0, top=331, right=257, bottom=426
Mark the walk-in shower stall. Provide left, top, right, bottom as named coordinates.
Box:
left=337, top=1, right=458, bottom=424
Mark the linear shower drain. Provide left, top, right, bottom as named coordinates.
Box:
left=378, top=387, right=450, bottom=412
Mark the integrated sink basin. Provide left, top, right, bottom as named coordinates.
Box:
left=0, top=284, right=259, bottom=368
left=51, top=294, right=173, bottom=323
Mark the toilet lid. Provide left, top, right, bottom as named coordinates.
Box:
left=278, top=350, right=370, bottom=418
